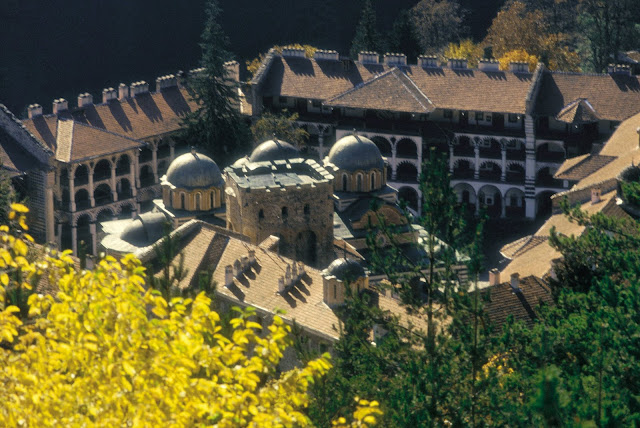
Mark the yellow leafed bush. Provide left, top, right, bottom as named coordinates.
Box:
left=0, top=204, right=381, bottom=427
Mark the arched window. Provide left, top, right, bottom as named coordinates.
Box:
left=357, top=174, right=363, bottom=192
left=180, top=193, right=186, bottom=209
left=342, top=174, right=348, bottom=191
left=210, top=191, right=215, bottom=208
left=370, top=173, right=376, bottom=190
left=195, top=193, right=201, bottom=210
left=282, top=206, right=288, bottom=219
left=304, top=204, right=310, bottom=215
left=259, top=209, right=264, bottom=220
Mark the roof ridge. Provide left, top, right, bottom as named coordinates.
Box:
left=391, top=67, right=434, bottom=111
left=325, top=68, right=395, bottom=102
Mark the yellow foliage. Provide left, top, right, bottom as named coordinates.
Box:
left=0, top=206, right=381, bottom=427
left=498, top=49, right=539, bottom=72
left=444, top=39, right=483, bottom=68
left=246, top=44, right=318, bottom=77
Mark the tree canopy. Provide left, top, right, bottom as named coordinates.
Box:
left=251, top=110, right=309, bottom=148
left=411, top=0, right=464, bottom=55
left=350, top=0, right=382, bottom=59
left=0, top=204, right=382, bottom=427
left=179, top=0, right=250, bottom=167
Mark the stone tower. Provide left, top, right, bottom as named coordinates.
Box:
left=225, top=139, right=335, bottom=267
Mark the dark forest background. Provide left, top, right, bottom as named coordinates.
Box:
left=0, top=0, right=504, bottom=116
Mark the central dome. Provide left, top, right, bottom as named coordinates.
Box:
left=327, top=134, right=384, bottom=172
left=249, top=138, right=300, bottom=163
left=325, top=258, right=366, bottom=281
left=165, top=150, right=223, bottom=189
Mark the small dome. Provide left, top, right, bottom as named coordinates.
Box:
left=327, top=134, right=384, bottom=172
left=165, top=150, right=223, bottom=190
left=249, top=139, right=300, bottom=163
left=121, top=212, right=167, bottom=247
left=325, top=258, right=366, bottom=281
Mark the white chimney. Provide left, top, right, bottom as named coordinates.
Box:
left=418, top=55, right=438, bottom=68
left=509, top=62, right=529, bottom=73
left=77, top=93, right=93, bottom=108
left=130, top=81, right=149, bottom=97
left=248, top=249, right=256, bottom=264
left=384, top=53, right=407, bottom=66
left=281, top=47, right=305, bottom=58
left=241, top=256, right=249, bottom=270
left=313, top=49, right=339, bottom=61
left=489, top=268, right=500, bottom=286
left=591, top=187, right=602, bottom=204
left=292, top=262, right=298, bottom=280
left=155, top=74, right=178, bottom=92
left=478, top=59, right=500, bottom=72
left=118, top=83, right=129, bottom=100
left=297, top=261, right=305, bottom=276
left=102, top=87, right=117, bottom=103
left=27, top=104, right=43, bottom=119
left=510, top=273, right=520, bottom=292
left=285, top=265, right=292, bottom=286
left=278, top=276, right=285, bottom=293
left=52, top=98, right=68, bottom=114
left=448, top=58, right=468, bottom=70
left=224, top=265, right=233, bottom=287
left=358, top=51, right=380, bottom=64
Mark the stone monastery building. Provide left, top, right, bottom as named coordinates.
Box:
left=2, top=49, right=640, bottom=260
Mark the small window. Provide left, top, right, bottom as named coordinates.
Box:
left=304, top=204, right=310, bottom=215
left=312, top=100, right=321, bottom=108
left=475, top=112, right=484, bottom=121
left=281, top=206, right=288, bottom=219
left=486, top=197, right=493, bottom=205
left=508, top=113, right=518, bottom=123
left=195, top=193, right=201, bottom=210
left=443, top=109, right=453, bottom=119
left=180, top=193, right=186, bottom=209
left=356, top=174, right=363, bottom=192
left=333, top=283, right=337, bottom=299
left=210, top=191, right=215, bottom=208
left=258, top=209, right=264, bottom=220
left=342, top=174, right=348, bottom=191
left=370, top=173, right=376, bottom=189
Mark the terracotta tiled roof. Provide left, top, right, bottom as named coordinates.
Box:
left=260, top=55, right=535, bottom=113
left=535, top=71, right=640, bottom=121
left=501, top=190, right=619, bottom=279
left=54, top=120, right=145, bottom=163
left=407, top=66, right=534, bottom=114
left=261, top=56, right=382, bottom=101
left=554, top=154, right=616, bottom=181
left=555, top=98, right=599, bottom=124
left=325, top=68, right=434, bottom=113
left=22, top=87, right=198, bottom=153
left=0, top=126, right=42, bottom=176
left=479, top=276, right=553, bottom=330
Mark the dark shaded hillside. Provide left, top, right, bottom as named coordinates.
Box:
left=1, top=0, right=503, bottom=116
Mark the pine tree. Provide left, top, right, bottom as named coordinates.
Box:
left=179, top=0, right=250, bottom=167
left=350, top=0, right=381, bottom=59
left=388, top=9, right=422, bottom=63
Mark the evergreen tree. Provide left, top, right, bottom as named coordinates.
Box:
left=179, top=0, right=250, bottom=167
left=350, top=0, right=381, bottom=59
left=387, top=10, right=422, bottom=63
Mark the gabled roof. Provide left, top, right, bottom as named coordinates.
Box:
left=479, top=276, right=553, bottom=330
left=22, top=86, right=197, bottom=152
left=555, top=98, right=599, bottom=124
left=554, top=154, right=616, bottom=181
left=259, top=55, right=536, bottom=114
left=54, top=120, right=145, bottom=163
left=325, top=67, right=434, bottom=113
left=535, top=71, right=640, bottom=122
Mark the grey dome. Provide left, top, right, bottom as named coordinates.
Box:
left=249, top=139, right=300, bottom=163
left=121, top=212, right=167, bottom=247
left=325, top=258, right=366, bottom=281
left=165, top=151, right=223, bottom=189
left=327, top=134, right=384, bottom=172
